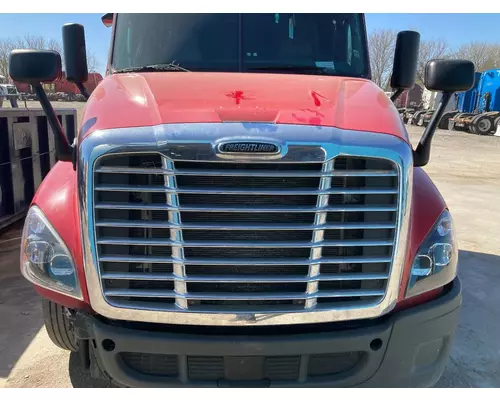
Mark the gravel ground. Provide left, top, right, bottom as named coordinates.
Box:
left=0, top=106, right=499, bottom=387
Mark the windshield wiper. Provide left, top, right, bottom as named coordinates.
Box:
left=114, top=63, right=190, bottom=73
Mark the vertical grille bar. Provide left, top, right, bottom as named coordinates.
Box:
left=305, top=160, right=334, bottom=310
left=142, top=175, right=153, bottom=273
left=162, top=157, right=188, bottom=310
left=178, top=355, right=189, bottom=383
left=298, top=354, right=310, bottom=383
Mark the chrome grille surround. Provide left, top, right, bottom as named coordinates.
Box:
left=78, top=123, right=413, bottom=326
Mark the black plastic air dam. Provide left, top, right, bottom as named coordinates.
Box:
left=77, top=277, right=461, bottom=388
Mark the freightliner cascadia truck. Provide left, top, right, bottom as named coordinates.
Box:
left=9, top=13, right=474, bottom=387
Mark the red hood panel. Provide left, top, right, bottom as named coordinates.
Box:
left=81, top=72, right=407, bottom=141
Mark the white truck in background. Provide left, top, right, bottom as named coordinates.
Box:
left=0, top=74, right=19, bottom=108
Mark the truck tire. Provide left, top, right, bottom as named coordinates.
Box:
left=42, top=298, right=79, bottom=352
left=422, top=111, right=434, bottom=127
left=439, top=111, right=458, bottom=130
left=494, top=116, right=500, bottom=131
left=448, top=117, right=456, bottom=131
left=410, top=111, right=420, bottom=125
left=417, top=113, right=425, bottom=126
left=473, top=115, right=493, bottom=135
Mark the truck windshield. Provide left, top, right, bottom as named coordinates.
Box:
left=112, top=13, right=369, bottom=78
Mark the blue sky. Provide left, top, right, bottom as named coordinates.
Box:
left=0, top=13, right=498, bottom=75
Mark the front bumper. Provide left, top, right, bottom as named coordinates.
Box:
left=76, top=277, right=461, bottom=388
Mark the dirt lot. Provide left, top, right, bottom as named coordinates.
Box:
left=0, top=104, right=499, bottom=387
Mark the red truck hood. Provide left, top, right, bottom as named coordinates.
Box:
left=81, top=72, right=407, bottom=141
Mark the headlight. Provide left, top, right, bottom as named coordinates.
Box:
left=21, top=206, right=82, bottom=299
left=406, top=209, right=458, bottom=298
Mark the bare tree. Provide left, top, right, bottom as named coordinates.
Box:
left=454, top=42, right=500, bottom=72
left=86, top=50, right=101, bottom=73
left=0, top=35, right=63, bottom=79
left=0, top=40, right=11, bottom=79
left=0, top=35, right=100, bottom=82
left=489, top=45, right=500, bottom=69
left=416, top=38, right=449, bottom=84
left=368, top=29, right=397, bottom=90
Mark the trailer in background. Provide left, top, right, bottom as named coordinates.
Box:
left=456, top=72, right=482, bottom=113
left=394, top=84, right=424, bottom=124
left=0, top=108, right=77, bottom=231
left=451, top=69, right=500, bottom=135
left=13, top=72, right=103, bottom=99
left=407, top=70, right=500, bottom=134
left=393, top=83, right=423, bottom=109
left=54, top=72, right=103, bottom=96
left=419, top=91, right=459, bottom=128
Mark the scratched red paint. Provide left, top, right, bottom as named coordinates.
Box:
left=292, top=109, right=325, bottom=125
left=310, top=90, right=327, bottom=107
left=226, top=90, right=246, bottom=105
left=301, top=108, right=324, bottom=118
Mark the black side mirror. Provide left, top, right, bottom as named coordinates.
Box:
left=63, top=23, right=90, bottom=98
left=9, top=49, right=62, bottom=83
left=424, top=59, right=475, bottom=93
left=390, top=31, right=420, bottom=94
left=9, top=49, right=72, bottom=163
left=414, top=59, right=475, bottom=167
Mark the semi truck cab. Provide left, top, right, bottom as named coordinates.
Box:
left=9, top=13, right=474, bottom=387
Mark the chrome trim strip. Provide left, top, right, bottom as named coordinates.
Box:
left=95, top=184, right=398, bottom=195
left=96, top=238, right=394, bottom=247
left=104, top=289, right=386, bottom=300
left=94, top=221, right=396, bottom=230
left=100, top=272, right=390, bottom=282
left=78, top=122, right=412, bottom=326
left=94, top=203, right=398, bottom=213
left=96, top=166, right=397, bottom=178
left=103, top=299, right=383, bottom=314
left=98, top=255, right=392, bottom=265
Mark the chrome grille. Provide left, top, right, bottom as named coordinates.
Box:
left=93, top=152, right=399, bottom=314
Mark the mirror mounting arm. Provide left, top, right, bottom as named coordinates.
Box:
left=413, top=91, right=453, bottom=167
left=75, top=82, right=90, bottom=100
left=33, top=83, right=73, bottom=163
left=390, top=88, right=404, bottom=103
